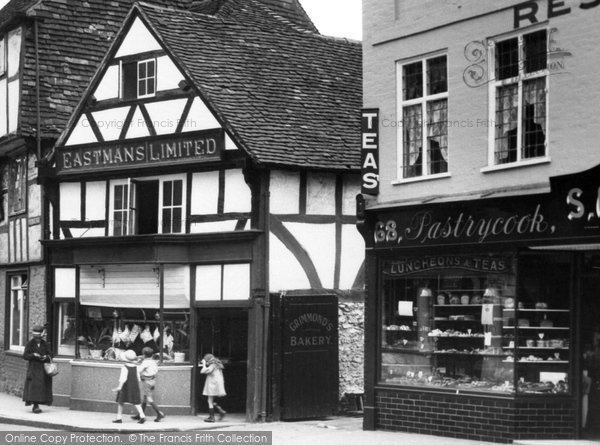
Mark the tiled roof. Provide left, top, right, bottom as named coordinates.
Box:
left=0, top=0, right=36, bottom=31
left=138, top=3, right=361, bottom=170
left=0, top=0, right=317, bottom=143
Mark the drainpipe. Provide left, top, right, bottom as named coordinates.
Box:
left=35, top=18, right=41, bottom=163
left=260, top=170, right=270, bottom=421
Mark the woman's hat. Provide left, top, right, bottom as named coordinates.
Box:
left=32, top=325, right=44, bottom=334
left=123, top=350, right=137, bottom=361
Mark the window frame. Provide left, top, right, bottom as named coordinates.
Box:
left=109, top=174, right=186, bottom=236
left=137, top=58, right=156, bottom=99
left=8, top=154, right=27, bottom=217
left=396, top=51, right=449, bottom=182
left=486, top=27, right=550, bottom=169
left=6, top=272, right=28, bottom=352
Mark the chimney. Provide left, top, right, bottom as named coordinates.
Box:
left=189, top=0, right=222, bottom=15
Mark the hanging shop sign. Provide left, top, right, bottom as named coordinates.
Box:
left=364, top=162, right=600, bottom=249
left=361, top=108, right=379, bottom=195
left=56, top=129, right=224, bottom=175
left=384, top=255, right=512, bottom=276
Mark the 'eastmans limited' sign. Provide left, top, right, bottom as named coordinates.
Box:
left=56, top=129, right=224, bottom=175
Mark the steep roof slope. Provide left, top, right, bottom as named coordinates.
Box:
left=138, top=3, right=361, bottom=170
left=0, top=0, right=318, bottom=142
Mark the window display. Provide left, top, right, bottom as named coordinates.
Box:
left=380, top=253, right=572, bottom=396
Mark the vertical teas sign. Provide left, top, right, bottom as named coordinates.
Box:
left=361, top=108, right=379, bottom=195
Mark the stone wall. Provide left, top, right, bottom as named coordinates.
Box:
left=338, top=297, right=364, bottom=399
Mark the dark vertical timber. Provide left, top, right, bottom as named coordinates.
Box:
left=363, top=251, right=378, bottom=430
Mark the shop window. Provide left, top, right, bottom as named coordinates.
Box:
left=490, top=29, right=547, bottom=165
left=397, top=54, right=448, bottom=179
left=7, top=273, right=28, bottom=351
left=58, top=264, right=191, bottom=361
left=380, top=253, right=572, bottom=396
left=110, top=176, right=185, bottom=235
left=195, top=263, right=250, bottom=301
left=0, top=36, right=5, bottom=77
left=8, top=155, right=26, bottom=215
left=380, top=255, right=515, bottom=394
left=121, top=58, right=156, bottom=100
left=55, top=268, right=76, bottom=356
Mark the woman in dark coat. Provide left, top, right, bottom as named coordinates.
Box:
left=22, top=325, right=53, bottom=413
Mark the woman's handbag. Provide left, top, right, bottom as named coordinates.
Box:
left=44, top=359, right=59, bottom=377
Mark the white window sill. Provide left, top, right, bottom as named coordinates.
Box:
left=481, top=156, right=551, bottom=173
left=391, top=172, right=451, bottom=185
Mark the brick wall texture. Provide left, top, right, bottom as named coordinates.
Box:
left=376, top=388, right=575, bottom=443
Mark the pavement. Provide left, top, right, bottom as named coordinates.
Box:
left=0, top=392, right=598, bottom=445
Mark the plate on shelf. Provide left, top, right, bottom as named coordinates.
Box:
left=434, top=317, right=448, bottom=321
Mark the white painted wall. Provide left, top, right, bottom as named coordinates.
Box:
left=182, top=97, right=221, bottom=132
left=59, top=182, right=81, bottom=221
left=115, top=17, right=162, bottom=58
left=92, top=107, right=129, bottom=141
left=65, top=114, right=97, bottom=146
left=157, top=56, right=184, bottom=91
left=145, top=98, right=187, bottom=135
left=85, top=181, right=106, bottom=220
left=284, top=222, right=336, bottom=289
left=191, top=171, right=219, bottom=215
left=224, top=169, right=251, bottom=213
left=306, top=172, right=336, bottom=215
left=94, top=64, right=120, bottom=101
left=340, top=224, right=365, bottom=289
left=189, top=221, right=239, bottom=233
left=270, top=170, right=300, bottom=214
left=269, top=233, right=310, bottom=291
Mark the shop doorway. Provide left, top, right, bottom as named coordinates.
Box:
left=579, top=253, right=600, bottom=440
left=195, top=308, right=248, bottom=414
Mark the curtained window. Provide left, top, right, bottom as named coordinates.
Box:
left=492, top=29, right=547, bottom=164
left=398, top=55, right=448, bottom=179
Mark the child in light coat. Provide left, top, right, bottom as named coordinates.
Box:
left=200, top=353, right=226, bottom=422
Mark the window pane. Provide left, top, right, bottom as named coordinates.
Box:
left=172, top=208, right=182, bottom=233
left=0, top=38, right=5, bottom=75
left=524, top=30, right=547, bottom=74
left=11, top=290, right=21, bottom=345
left=58, top=302, right=76, bottom=356
left=162, top=208, right=172, bottom=233
left=138, top=62, right=146, bottom=78
left=114, top=211, right=123, bottom=236
left=163, top=181, right=172, bottom=206
left=522, top=78, right=546, bottom=159
left=148, top=60, right=155, bottom=76
left=496, top=38, right=519, bottom=80
left=494, top=84, right=518, bottom=164
left=403, top=62, right=423, bottom=100
left=380, top=259, right=516, bottom=394
left=173, top=180, right=183, bottom=206
left=138, top=80, right=146, bottom=97
left=115, top=185, right=123, bottom=209
left=147, top=79, right=155, bottom=95
left=403, top=104, right=423, bottom=178
left=195, top=265, right=222, bottom=301
left=427, top=56, right=447, bottom=95
left=427, top=99, right=448, bottom=174
left=223, top=264, right=250, bottom=300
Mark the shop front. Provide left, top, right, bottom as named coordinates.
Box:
left=46, top=231, right=258, bottom=416
left=359, top=164, right=600, bottom=442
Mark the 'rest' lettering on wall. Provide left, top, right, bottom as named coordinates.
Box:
left=361, top=108, right=379, bottom=195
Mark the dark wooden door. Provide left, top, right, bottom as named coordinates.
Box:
left=280, top=294, right=338, bottom=419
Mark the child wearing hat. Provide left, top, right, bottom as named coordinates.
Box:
left=132, top=347, right=165, bottom=422
left=111, top=349, right=145, bottom=423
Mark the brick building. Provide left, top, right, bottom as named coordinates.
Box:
left=359, top=0, right=600, bottom=442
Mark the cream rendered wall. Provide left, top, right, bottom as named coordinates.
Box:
left=270, top=170, right=300, bottom=214
left=85, top=181, right=106, bottom=221
left=364, top=0, right=600, bottom=206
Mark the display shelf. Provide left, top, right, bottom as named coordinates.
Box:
left=503, top=326, right=570, bottom=330
left=503, top=346, right=569, bottom=350
left=433, top=351, right=509, bottom=357
left=434, top=304, right=485, bottom=308
left=516, top=360, right=569, bottom=364
left=502, top=309, right=569, bottom=313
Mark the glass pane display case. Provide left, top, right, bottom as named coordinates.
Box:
left=379, top=253, right=573, bottom=396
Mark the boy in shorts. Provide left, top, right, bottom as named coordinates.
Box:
left=133, top=347, right=165, bottom=422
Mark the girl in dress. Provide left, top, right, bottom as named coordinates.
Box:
left=112, top=349, right=145, bottom=423
left=200, top=353, right=226, bottom=422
